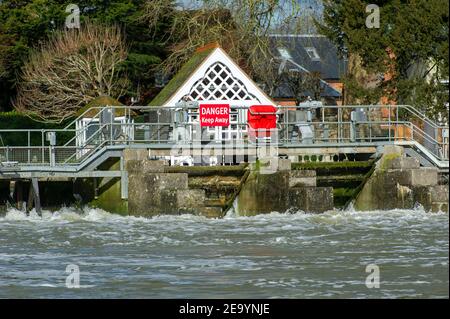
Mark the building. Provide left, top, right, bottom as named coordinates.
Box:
left=149, top=43, right=275, bottom=143
left=269, top=34, right=348, bottom=106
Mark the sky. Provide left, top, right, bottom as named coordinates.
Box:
left=178, top=0, right=323, bottom=14
left=177, top=0, right=324, bottom=33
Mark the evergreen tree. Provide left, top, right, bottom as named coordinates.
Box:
left=318, top=0, right=449, bottom=119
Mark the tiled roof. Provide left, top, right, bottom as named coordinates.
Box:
left=270, top=34, right=348, bottom=80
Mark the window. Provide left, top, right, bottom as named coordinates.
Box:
left=181, top=62, right=260, bottom=102
left=305, top=47, right=320, bottom=61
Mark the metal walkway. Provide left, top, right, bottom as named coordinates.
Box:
left=1, top=104, right=448, bottom=179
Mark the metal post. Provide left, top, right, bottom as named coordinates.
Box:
left=27, top=131, right=30, bottom=164
left=388, top=105, right=391, bottom=141
left=157, top=111, right=160, bottom=143
left=337, top=107, right=341, bottom=143
left=322, top=107, right=325, bottom=123
left=31, top=178, right=41, bottom=216
left=284, top=108, right=288, bottom=143
left=350, top=111, right=356, bottom=143
left=369, top=106, right=372, bottom=142
left=41, top=130, right=45, bottom=164
left=395, top=105, right=399, bottom=141
left=49, top=145, right=54, bottom=166
left=110, top=107, right=113, bottom=145
left=120, top=156, right=128, bottom=199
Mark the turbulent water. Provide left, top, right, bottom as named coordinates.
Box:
left=0, top=206, right=448, bottom=299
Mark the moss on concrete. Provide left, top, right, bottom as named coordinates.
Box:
left=292, top=161, right=374, bottom=170
left=292, top=160, right=376, bottom=209
left=90, top=179, right=128, bottom=215
left=76, top=158, right=128, bottom=215
left=223, top=169, right=250, bottom=214
left=353, top=152, right=408, bottom=211
left=237, top=170, right=290, bottom=216
left=378, top=153, right=401, bottom=170
left=333, top=187, right=358, bottom=207
left=292, top=161, right=374, bottom=176
left=165, top=164, right=247, bottom=176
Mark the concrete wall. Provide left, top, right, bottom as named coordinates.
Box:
left=4, top=147, right=442, bottom=217
left=74, top=158, right=128, bottom=215
left=237, top=158, right=334, bottom=215
left=354, top=146, right=448, bottom=212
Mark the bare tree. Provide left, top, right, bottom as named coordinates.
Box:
left=283, top=70, right=323, bottom=103
left=143, top=0, right=302, bottom=84
left=14, top=22, right=128, bottom=123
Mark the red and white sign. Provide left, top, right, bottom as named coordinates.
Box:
left=199, top=104, right=230, bottom=127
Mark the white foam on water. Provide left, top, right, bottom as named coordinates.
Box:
left=0, top=203, right=447, bottom=298
left=0, top=204, right=447, bottom=231
left=1, top=206, right=148, bottom=224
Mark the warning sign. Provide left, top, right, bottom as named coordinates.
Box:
left=199, top=104, right=230, bottom=127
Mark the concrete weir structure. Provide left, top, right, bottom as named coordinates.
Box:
left=0, top=146, right=448, bottom=216
left=354, top=146, right=448, bottom=212
left=112, top=147, right=448, bottom=216
left=237, top=158, right=333, bottom=215
left=0, top=102, right=448, bottom=216
left=123, top=150, right=333, bottom=217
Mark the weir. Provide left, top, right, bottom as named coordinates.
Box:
left=291, top=161, right=376, bottom=209
left=0, top=103, right=448, bottom=215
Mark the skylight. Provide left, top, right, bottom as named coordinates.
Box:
left=305, top=47, right=320, bottom=61
left=277, top=47, right=292, bottom=60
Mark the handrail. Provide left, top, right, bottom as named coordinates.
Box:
left=63, top=105, right=110, bottom=130
left=0, top=104, right=448, bottom=168
left=397, top=105, right=447, bottom=129
left=63, top=105, right=110, bottom=146
left=61, top=122, right=111, bottom=164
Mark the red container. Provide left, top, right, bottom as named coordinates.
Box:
left=247, top=105, right=277, bottom=141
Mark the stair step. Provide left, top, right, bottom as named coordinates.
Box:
left=292, top=161, right=374, bottom=175
left=204, top=198, right=227, bottom=207
left=317, top=174, right=365, bottom=188
left=405, top=147, right=434, bottom=167
left=317, top=174, right=365, bottom=182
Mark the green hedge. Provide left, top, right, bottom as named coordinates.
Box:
left=0, top=111, right=74, bottom=146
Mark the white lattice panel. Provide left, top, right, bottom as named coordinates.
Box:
left=183, top=62, right=259, bottom=102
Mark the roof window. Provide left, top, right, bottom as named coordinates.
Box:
left=305, top=47, right=320, bottom=61
left=277, top=47, right=292, bottom=60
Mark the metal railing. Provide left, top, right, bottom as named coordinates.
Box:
left=0, top=104, right=448, bottom=169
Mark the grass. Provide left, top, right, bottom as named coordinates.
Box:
left=149, top=48, right=215, bottom=107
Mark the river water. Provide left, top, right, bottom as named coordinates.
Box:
left=0, top=206, right=448, bottom=298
